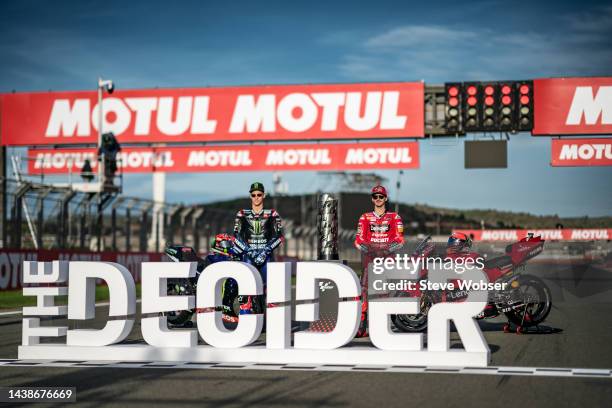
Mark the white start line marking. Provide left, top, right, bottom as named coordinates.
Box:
left=0, top=359, right=610, bottom=379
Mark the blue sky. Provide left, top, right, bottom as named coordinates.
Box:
left=1, top=0, right=611, bottom=217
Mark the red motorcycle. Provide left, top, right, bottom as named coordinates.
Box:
left=391, top=234, right=552, bottom=334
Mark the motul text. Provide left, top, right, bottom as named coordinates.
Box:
left=27, top=142, right=420, bottom=173
left=551, top=138, right=612, bottom=166
left=533, top=77, right=612, bottom=135
left=1, top=83, right=425, bottom=145
left=455, top=229, right=612, bottom=242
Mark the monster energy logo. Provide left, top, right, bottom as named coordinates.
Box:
left=252, top=220, right=263, bottom=235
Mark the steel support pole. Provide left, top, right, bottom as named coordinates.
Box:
left=125, top=207, right=131, bottom=252
left=140, top=210, right=148, bottom=252
left=35, top=189, right=50, bottom=249
left=110, top=197, right=124, bottom=252
left=192, top=207, right=205, bottom=253
left=180, top=207, right=194, bottom=246
left=111, top=207, right=117, bottom=251
left=139, top=202, right=153, bottom=252
left=58, top=191, right=75, bottom=248
left=166, top=205, right=182, bottom=246
left=11, top=194, right=22, bottom=249
left=79, top=196, right=92, bottom=250
left=96, top=195, right=103, bottom=252
left=11, top=183, right=32, bottom=249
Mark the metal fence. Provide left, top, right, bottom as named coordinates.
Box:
left=0, top=177, right=359, bottom=261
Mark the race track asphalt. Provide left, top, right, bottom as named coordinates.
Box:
left=1, top=261, right=611, bottom=407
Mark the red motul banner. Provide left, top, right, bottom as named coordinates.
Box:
left=551, top=138, right=612, bottom=166
left=27, top=142, right=420, bottom=174
left=533, top=77, right=612, bottom=135
left=453, top=229, right=612, bottom=242
left=0, top=249, right=164, bottom=291
left=0, top=82, right=425, bottom=146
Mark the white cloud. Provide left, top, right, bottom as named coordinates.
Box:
left=333, top=6, right=612, bottom=82
left=562, top=5, right=612, bottom=34
left=364, top=25, right=477, bottom=49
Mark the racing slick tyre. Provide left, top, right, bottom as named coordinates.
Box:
left=163, top=279, right=195, bottom=326
left=391, top=293, right=432, bottom=333
left=504, top=274, right=552, bottom=328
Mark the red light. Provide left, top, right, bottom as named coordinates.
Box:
left=484, top=86, right=494, bottom=96
left=467, top=96, right=477, bottom=106
left=105, top=111, right=117, bottom=123
left=485, top=96, right=494, bottom=106
left=520, top=95, right=530, bottom=105
left=467, top=86, right=477, bottom=96
left=501, top=85, right=511, bottom=95
left=502, top=95, right=512, bottom=105
left=449, top=97, right=459, bottom=107
left=520, top=85, right=530, bottom=94
left=448, top=86, right=459, bottom=97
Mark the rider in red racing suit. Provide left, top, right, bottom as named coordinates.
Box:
left=354, top=185, right=404, bottom=337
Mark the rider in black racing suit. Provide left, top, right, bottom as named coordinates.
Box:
left=233, top=182, right=283, bottom=314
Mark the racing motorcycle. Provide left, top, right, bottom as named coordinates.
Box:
left=391, top=234, right=552, bottom=334
left=162, top=244, right=209, bottom=327
left=162, top=235, right=272, bottom=327
left=163, top=236, right=245, bottom=327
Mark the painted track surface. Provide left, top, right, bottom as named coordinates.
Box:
left=1, top=261, right=611, bottom=407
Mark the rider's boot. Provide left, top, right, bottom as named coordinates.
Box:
left=238, top=295, right=254, bottom=315
left=356, top=299, right=368, bottom=338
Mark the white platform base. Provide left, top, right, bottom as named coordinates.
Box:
left=19, top=344, right=489, bottom=367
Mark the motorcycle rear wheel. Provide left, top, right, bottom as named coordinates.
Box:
left=504, top=275, right=552, bottom=327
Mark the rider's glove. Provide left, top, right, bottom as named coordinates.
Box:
left=358, top=244, right=370, bottom=253
left=254, top=252, right=267, bottom=266
left=247, top=249, right=259, bottom=263
left=254, top=247, right=271, bottom=266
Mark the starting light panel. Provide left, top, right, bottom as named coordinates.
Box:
left=444, top=80, right=534, bottom=133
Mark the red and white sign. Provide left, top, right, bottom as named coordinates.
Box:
left=533, top=77, right=612, bottom=135
left=0, top=82, right=424, bottom=146
left=0, top=249, right=164, bottom=290
left=551, top=138, right=612, bottom=166
left=454, top=229, right=612, bottom=242
left=27, top=142, right=420, bottom=173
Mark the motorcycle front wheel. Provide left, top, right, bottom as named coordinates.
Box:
left=163, top=279, right=195, bottom=326
left=504, top=274, right=552, bottom=327
left=391, top=294, right=432, bottom=333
